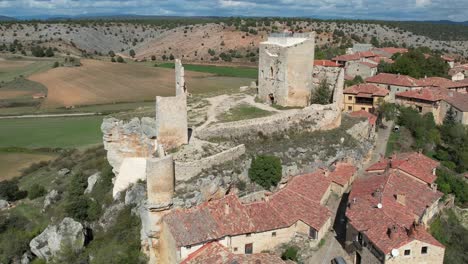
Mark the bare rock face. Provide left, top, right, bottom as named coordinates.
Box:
left=84, top=172, right=101, bottom=194
left=0, top=199, right=9, bottom=210
left=29, top=217, right=85, bottom=261
left=101, top=117, right=156, bottom=175
left=42, top=190, right=60, bottom=211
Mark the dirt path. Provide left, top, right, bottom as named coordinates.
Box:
left=240, top=95, right=281, bottom=112
left=0, top=112, right=97, bottom=119
left=196, top=94, right=230, bottom=130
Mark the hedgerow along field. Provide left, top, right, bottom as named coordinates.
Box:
left=157, top=62, right=259, bottom=79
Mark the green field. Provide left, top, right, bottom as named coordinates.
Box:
left=0, top=151, right=57, bottom=181
left=157, top=63, right=258, bottom=79
left=0, top=116, right=103, bottom=149
left=0, top=59, right=54, bottom=83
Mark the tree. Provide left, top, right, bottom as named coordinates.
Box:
left=129, top=49, right=136, bottom=58
left=376, top=101, right=398, bottom=124
left=311, top=79, right=332, bottom=105
left=443, top=107, right=457, bottom=127
left=108, top=50, right=115, bottom=57
left=345, top=75, right=364, bottom=87
left=151, top=55, right=156, bottom=61
left=169, top=54, right=175, bottom=61
left=52, top=61, right=60, bottom=68
left=45, top=47, right=54, bottom=57
left=248, top=155, right=282, bottom=189
left=0, top=180, right=27, bottom=201
left=116, top=56, right=124, bottom=63
left=111, top=57, right=116, bottom=63
left=281, top=246, right=299, bottom=261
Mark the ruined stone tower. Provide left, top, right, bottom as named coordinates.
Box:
left=155, top=59, right=188, bottom=150
left=258, top=32, right=315, bottom=107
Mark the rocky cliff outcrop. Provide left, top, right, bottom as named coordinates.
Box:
left=29, top=217, right=85, bottom=261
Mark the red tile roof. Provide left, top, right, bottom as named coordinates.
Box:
left=181, top=242, right=286, bottom=264
left=346, top=170, right=444, bottom=254
left=366, top=73, right=420, bottom=87
left=417, top=77, right=468, bottom=89
left=443, top=92, right=468, bottom=112
left=329, top=162, right=357, bottom=186
left=332, top=51, right=377, bottom=62
left=357, top=61, right=378, bottom=68
left=163, top=170, right=334, bottom=247
left=314, top=60, right=341, bottom=67
left=349, top=110, right=377, bottom=126
left=344, top=84, right=389, bottom=97
left=366, top=152, right=439, bottom=184
left=396, top=87, right=450, bottom=102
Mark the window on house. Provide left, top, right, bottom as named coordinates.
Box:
left=245, top=243, right=253, bottom=254
left=421, top=246, right=428, bottom=254
left=348, top=96, right=352, bottom=100
left=246, top=233, right=251, bottom=237
left=234, top=247, right=238, bottom=252
left=309, top=227, right=317, bottom=239
left=186, top=245, right=191, bottom=249
left=272, top=232, right=277, bottom=237
left=404, top=249, right=411, bottom=256
left=361, top=107, right=366, bottom=111
left=348, top=106, right=352, bottom=111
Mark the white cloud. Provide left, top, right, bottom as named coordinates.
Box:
left=415, top=0, right=431, bottom=7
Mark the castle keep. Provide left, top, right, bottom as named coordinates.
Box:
left=258, top=32, right=315, bottom=107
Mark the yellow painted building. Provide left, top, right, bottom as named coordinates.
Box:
left=343, top=84, right=389, bottom=113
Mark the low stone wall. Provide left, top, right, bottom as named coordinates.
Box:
left=195, top=104, right=341, bottom=140
left=346, top=120, right=372, bottom=141
left=174, top=144, right=246, bottom=181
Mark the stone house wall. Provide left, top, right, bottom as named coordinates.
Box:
left=195, top=104, right=342, bottom=141
left=385, top=240, right=445, bottom=264
left=174, top=144, right=246, bottom=182
left=372, top=83, right=419, bottom=102
left=440, top=100, right=468, bottom=125
left=346, top=62, right=377, bottom=79
left=395, top=97, right=443, bottom=124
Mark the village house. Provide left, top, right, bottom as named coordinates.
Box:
left=440, top=55, right=455, bottom=68
left=343, top=84, right=389, bottom=113
left=159, top=166, right=356, bottom=263
left=346, top=61, right=378, bottom=79
left=450, top=64, right=468, bottom=81
left=332, top=51, right=377, bottom=67
left=395, top=87, right=449, bottom=124
left=345, top=152, right=445, bottom=264
left=372, top=47, right=408, bottom=58
left=440, top=92, right=468, bottom=125
left=181, top=242, right=287, bottom=264
left=366, top=73, right=422, bottom=101
left=418, top=76, right=468, bottom=94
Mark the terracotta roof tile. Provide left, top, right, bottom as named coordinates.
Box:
left=366, top=73, right=420, bottom=87
left=329, top=162, right=357, bottom=186
left=373, top=47, right=408, bottom=55
left=314, top=60, right=341, bottom=67
left=366, top=152, right=439, bottom=184
left=349, top=110, right=377, bottom=126
left=182, top=242, right=286, bottom=264
left=417, top=77, right=468, bottom=89
left=396, top=87, right=450, bottom=102
left=344, top=84, right=389, bottom=97
left=346, top=170, right=443, bottom=254
left=443, top=93, right=468, bottom=112
left=163, top=171, right=333, bottom=247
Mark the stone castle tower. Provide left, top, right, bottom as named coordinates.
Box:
left=258, top=32, right=315, bottom=107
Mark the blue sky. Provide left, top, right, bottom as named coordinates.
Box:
left=0, top=0, right=467, bottom=21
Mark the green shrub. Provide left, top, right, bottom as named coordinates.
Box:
left=311, top=79, right=331, bottom=105
left=248, top=155, right=282, bottom=189
left=28, top=184, right=46, bottom=200
left=116, top=56, right=124, bottom=63
left=0, top=180, right=27, bottom=201
left=281, top=246, right=299, bottom=261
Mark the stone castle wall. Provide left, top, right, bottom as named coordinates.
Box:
left=155, top=95, right=188, bottom=150
left=174, top=144, right=246, bottom=181
left=313, top=65, right=345, bottom=110
left=258, top=33, right=315, bottom=107
left=147, top=156, right=175, bottom=208
left=195, top=103, right=342, bottom=140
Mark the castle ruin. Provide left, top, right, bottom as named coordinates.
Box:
left=258, top=32, right=315, bottom=107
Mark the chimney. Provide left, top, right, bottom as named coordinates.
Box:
left=396, top=194, right=406, bottom=206
left=387, top=225, right=398, bottom=239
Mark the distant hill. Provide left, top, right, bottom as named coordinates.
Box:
left=0, top=15, right=16, bottom=21
left=424, top=20, right=468, bottom=26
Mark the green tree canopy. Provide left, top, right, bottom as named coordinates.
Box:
left=248, top=155, right=282, bottom=189
left=311, top=79, right=332, bottom=105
